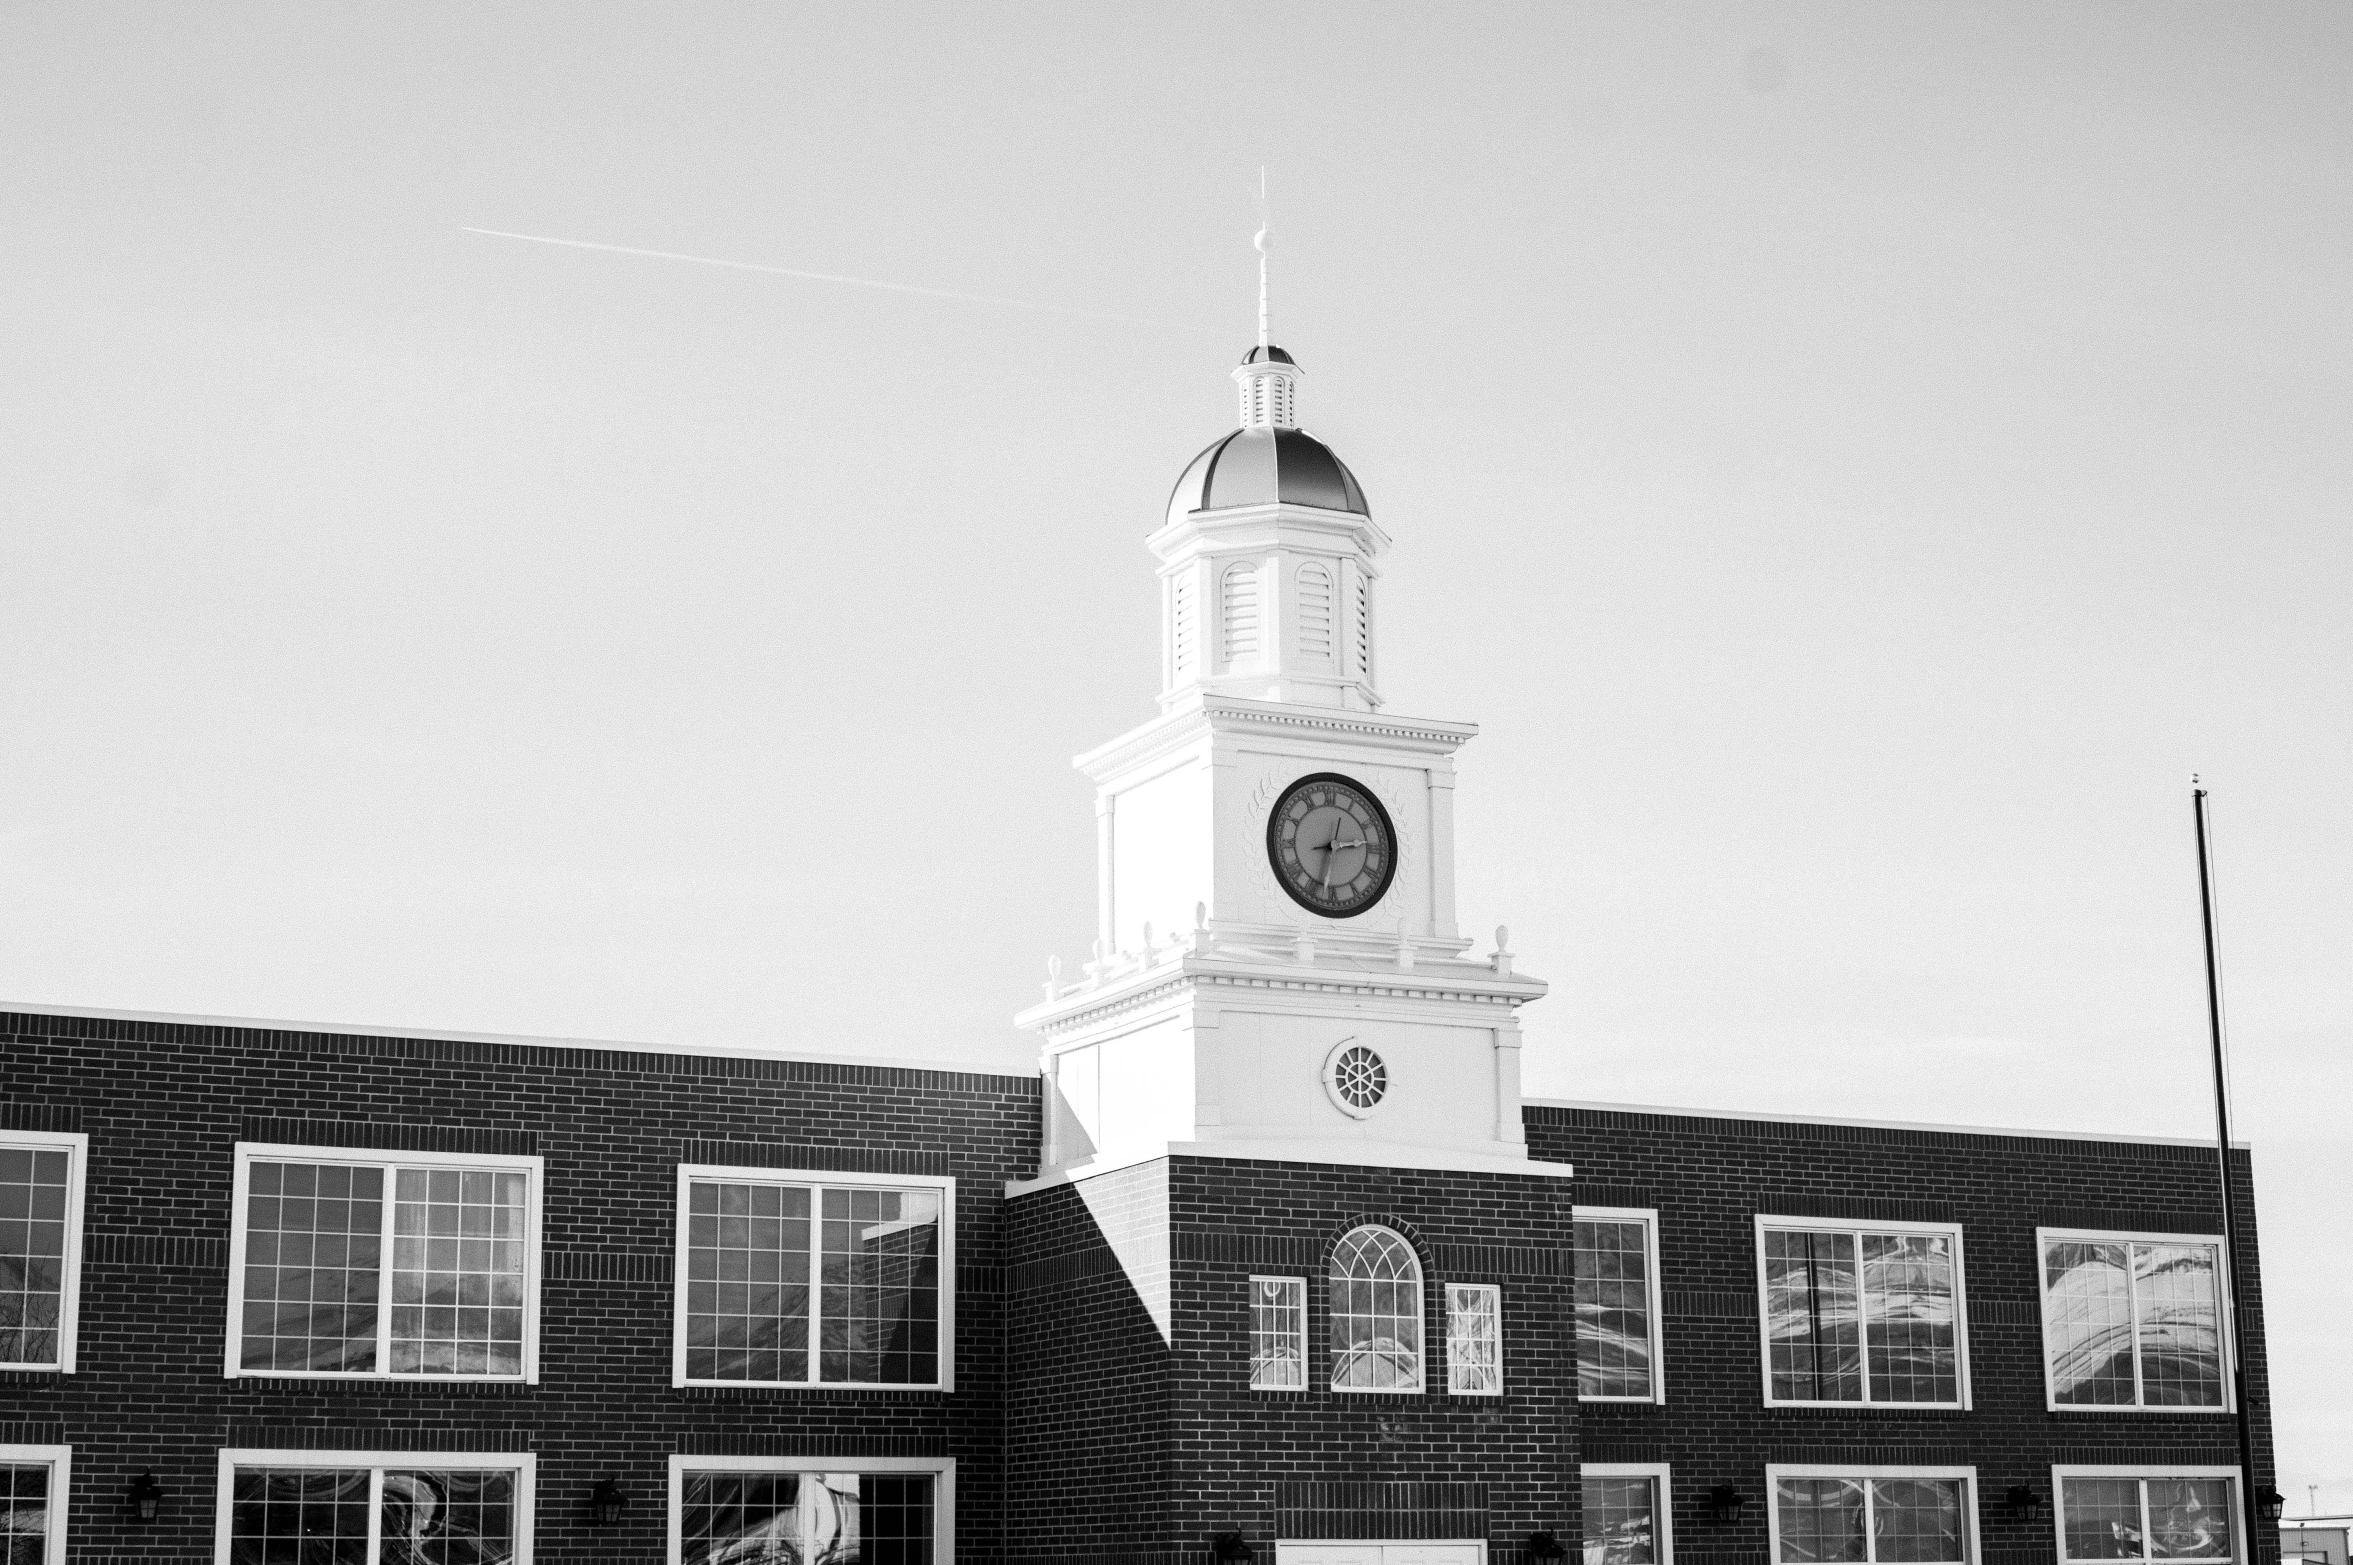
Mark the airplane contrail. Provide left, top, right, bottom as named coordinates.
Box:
left=461, top=227, right=1208, bottom=333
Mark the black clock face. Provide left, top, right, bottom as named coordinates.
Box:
left=1266, top=772, right=1397, bottom=918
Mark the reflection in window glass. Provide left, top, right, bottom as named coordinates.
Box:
left=2061, top=1478, right=2235, bottom=1563
left=240, top=1164, right=384, bottom=1373
left=1765, top=1227, right=1959, bottom=1405
left=390, top=1169, right=529, bottom=1377
left=1447, top=1284, right=1501, bottom=1395
left=1328, top=1226, right=1423, bottom=1391
left=381, top=1469, right=518, bottom=1565
left=229, top=1468, right=373, bottom=1565
left=2, top=1462, right=53, bottom=1565
left=1582, top=1476, right=1658, bottom=1565
left=229, top=1464, right=520, bottom=1565
left=678, top=1470, right=934, bottom=1565
left=1775, top=1477, right=1967, bottom=1565
left=0, top=1148, right=71, bottom=1368
left=1573, top=1218, right=1654, bottom=1399
left=1249, top=1277, right=1306, bottom=1390
left=2043, top=1238, right=2223, bottom=1408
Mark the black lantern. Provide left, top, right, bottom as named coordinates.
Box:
left=1707, top=1484, right=1748, bottom=1523
left=1526, top=1531, right=1568, bottom=1561
left=589, top=1478, right=627, bottom=1527
left=1213, top=1532, right=1256, bottom=1563
left=2006, top=1486, right=2041, bottom=1518
left=127, top=1471, right=166, bottom=1523
left=2259, top=1489, right=2287, bottom=1526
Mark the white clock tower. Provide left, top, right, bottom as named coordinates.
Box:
left=1012, top=307, right=1559, bottom=1189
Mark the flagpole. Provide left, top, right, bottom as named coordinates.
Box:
left=2192, top=780, right=2263, bottom=1545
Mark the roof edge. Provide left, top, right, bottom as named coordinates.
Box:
left=1526, top=1097, right=2250, bottom=1151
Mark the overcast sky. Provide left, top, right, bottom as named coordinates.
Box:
left=4, top=1, right=2347, bottom=1500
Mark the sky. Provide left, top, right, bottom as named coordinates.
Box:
left=3, top=0, right=2348, bottom=1500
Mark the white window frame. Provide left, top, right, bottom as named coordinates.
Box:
left=1446, top=1282, right=1503, bottom=1396
left=665, top=1453, right=954, bottom=1565
left=1572, top=1204, right=1666, bottom=1405
left=1327, top=1223, right=1428, bottom=1396
left=1248, top=1274, right=1308, bottom=1391
left=212, top=1447, right=536, bottom=1565
left=2049, top=1465, right=2244, bottom=1565
left=1765, top=1465, right=1981, bottom=1565
left=2035, top=1228, right=2235, bottom=1414
left=1582, top=1460, right=1675, bottom=1565
left=670, top=1163, right=956, bottom=1392
left=1754, top=1214, right=1972, bottom=1410
left=224, top=1143, right=544, bottom=1382
left=0, top=1130, right=86, bottom=1375
left=0, top=1443, right=72, bottom=1565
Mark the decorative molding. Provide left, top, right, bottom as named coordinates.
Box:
left=238, top=1116, right=538, bottom=1156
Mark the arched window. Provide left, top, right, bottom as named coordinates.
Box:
left=1329, top=1225, right=1424, bottom=1391
left=1222, top=561, right=1260, bottom=666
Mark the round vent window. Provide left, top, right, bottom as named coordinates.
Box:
left=1324, top=1042, right=1389, bottom=1118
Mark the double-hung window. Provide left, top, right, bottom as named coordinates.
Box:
left=1767, top=1466, right=1980, bottom=1565
left=667, top=1455, right=952, bottom=1565
left=1, top=1130, right=86, bottom=1374
left=1583, top=1462, right=1673, bottom=1565
left=1446, top=1283, right=1502, bottom=1395
left=226, top=1144, right=543, bottom=1381
left=1, top=1444, right=71, bottom=1565
left=215, top=1448, right=534, bottom=1565
left=2038, top=1230, right=2228, bottom=1410
left=672, top=1165, right=953, bottom=1390
left=1249, top=1275, right=1307, bottom=1390
left=1756, top=1215, right=1969, bottom=1408
left=2053, top=1468, right=2239, bottom=1565
left=1573, top=1206, right=1663, bottom=1402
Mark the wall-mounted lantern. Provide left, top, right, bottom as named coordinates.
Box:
left=1213, top=1532, right=1256, bottom=1564
left=2260, top=1489, right=2288, bottom=1526
left=1707, top=1485, right=1748, bottom=1524
left=1525, top=1531, right=1568, bottom=1561
left=127, top=1472, right=166, bottom=1523
left=2006, top=1486, right=2042, bottom=1518
left=589, top=1478, right=627, bottom=1527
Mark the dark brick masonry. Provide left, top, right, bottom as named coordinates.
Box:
left=0, top=1012, right=2276, bottom=1565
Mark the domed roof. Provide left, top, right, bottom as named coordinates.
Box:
left=1165, top=427, right=1369, bottom=529
left=1239, top=343, right=1296, bottom=365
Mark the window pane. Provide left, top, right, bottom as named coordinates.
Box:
left=2146, top=1481, right=2232, bottom=1560
left=1573, top=1219, right=1653, bottom=1398
left=818, top=1187, right=942, bottom=1385
left=382, top=1469, right=518, bottom=1565
left=1777, top=1478, right=1867, bottom=1564
left=681, top=1471, right=799, bottom=1565
left=230, top=1467, right=372, bottom=1565
left=1582, top=1476, right=1656, bottom=1565
left=2134, top=1246, right=2224, bottom=1409
left=2062, top=1479, right=2145, bottom=1560
left=1871, top=1480, right=1965, bottom=1564
left=857, top=1474, right=936, bottom=1565
left=686, top=1181, right=814, bottom=1383
left=0, top=1149, right=70, bottom=1367
left=1863, top=1234, right=1959, bottom=1404
left=388, top=1167, right=529, bottom=1376
left=1328, top=1226, right=1423, bottom=1390
left=240, top=1162, right=383, bottom=1373
left=1250, top=1278, right=1306, bottom=1390
left=1765, top=1230, right=1860, bottom=1402
left=1, top=1463, right=50, bottom=1565
left=1448, top=1285, right=1501, bottom=1394
left=2045, top=1241, right=2137, bottom=1405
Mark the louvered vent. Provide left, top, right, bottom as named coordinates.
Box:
left=1298, top=561, right=1333, bottom=661
left=1172, top=574, right=1198, bottom=679
left=1353, top=574, right=1371, bottom=680
left=1222, top=561, right=1261, bottom=665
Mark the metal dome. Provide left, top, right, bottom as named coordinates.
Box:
left=1239, top=343, right=1297, bottom=365
left=1164, top=427, right=1370, bottom=529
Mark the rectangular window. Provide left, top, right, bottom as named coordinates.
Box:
left=213, top=1448, right=535, bottom=1565
left=0, top=1444, right=71, bottom=1565
left=1767, top=1467, right=1979, bottom=1565
left=1446, top=1283, right=1502, bottom=1396
left=1249, top=1275, right=1306, bottom=1390
left=2054, top=1469, right=2238, bottom=1563
left=227, top=1145, right=543, bottom=1381
left=666, top=1455, right=952, bottom=1565
left=672, top=1165, right=953, bottom=1390
left=1583, top=1462, right=1673, bottom=1565
left=0, top=1130, right=86, bottom=1374
left=1756, top=1216, right=1969, bottom=1408
left=2038, top=1230, right=2228, bottom=1411
left=1573, top=1206, right=1663, bottom=1402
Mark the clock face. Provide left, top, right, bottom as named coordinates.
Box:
left=1266, top=772, right=1397, bottom=918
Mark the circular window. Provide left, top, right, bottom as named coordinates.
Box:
left=1324, top=1042, right=1389, bottom=1118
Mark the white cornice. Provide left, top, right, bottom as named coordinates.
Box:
left=1530, top=1097, right=2253, bottom=1151
left=1005, top=1139, right=1574, bottom=1198
left=1074, top=696, right=1478, bottom=784
left=1016, top=952, right=1545, bottom=1037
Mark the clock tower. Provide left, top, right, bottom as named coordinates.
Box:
left=1012, top=324, right=1556, bottom=1189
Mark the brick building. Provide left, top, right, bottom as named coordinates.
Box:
left=0, top=335, right=2275, bottom=1565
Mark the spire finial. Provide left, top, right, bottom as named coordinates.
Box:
left=1254, top=166, right=1271, bottom=351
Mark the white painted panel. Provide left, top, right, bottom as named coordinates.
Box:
left=1110, top=761, right=1212, bottom=954
left=1094, top=1016, right=1192, bottom=1163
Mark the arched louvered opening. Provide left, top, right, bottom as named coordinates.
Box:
left=1329, top=1225, right=1424, bottom=1391
left=1298, top=561, right=1333, bottom=663
left=1222, top=561, right=1260, bottom=667
left=1172, top=574, right=1198, bottom=681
